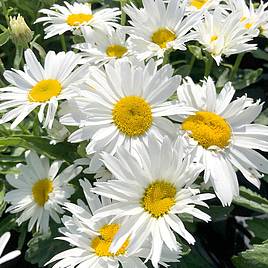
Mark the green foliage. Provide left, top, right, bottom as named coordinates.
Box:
left=232, top=240, right=268, bottom=268
left=246, top=218, right=268, bottom=243
left=25, top=226, right=69, bottom=267
left=233, top=186, right=268, bottom=213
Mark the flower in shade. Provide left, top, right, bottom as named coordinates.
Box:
left=124, top=0, right=203, bottom=61
left=5, top=150, right=82, bottom=233
left=35, top=1, right=121, bottom=39
left=46, top=178, right=179, bottom=268
left=91, top=135, right=214, bottom=267
left=0, top=49, right=87, bottom=129
left=0, top=232, right=20, bottom=265
left=172, top=76, right=268, bottom=205
left=60, top=59, right=193, bottom=171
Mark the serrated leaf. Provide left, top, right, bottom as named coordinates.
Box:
left=233, top=186, right=268, bottom=213
left=232, top=240, right=268, bottom=268
left=25, top=229, right=69, bottom=267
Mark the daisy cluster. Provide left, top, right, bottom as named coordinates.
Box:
left=1, top=0, right=268, bottom=267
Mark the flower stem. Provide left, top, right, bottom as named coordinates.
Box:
left=204, top=56, right=213, bottom=77
left=188, top=54, right=196, bottom=75
left=120, top=0, right=127, bottom=26
left=230, top=53, right=245, bottom=80
left=60, top=35, right=67, bottom=52
left=14, top=45, right=24, bottom=69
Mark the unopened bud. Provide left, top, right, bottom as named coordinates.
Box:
left=9, top=14, right=33, bottom=47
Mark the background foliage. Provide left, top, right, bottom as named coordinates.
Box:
left=0, top=0, right=268, bottom=267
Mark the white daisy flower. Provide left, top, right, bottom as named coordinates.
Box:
left=35, top=1, right=121, bottom=39
left=60, top=60, right=193, bottom=171
left=91, top=136, right=214, bottom=267
left=0, top=232, right=20, bottom=265
left=194, top=9, right=258, bottom=65
left=124, top=0, right=203, bottom=62
left=5, top=150, right=82, bottom=233
left=226, top=0, right=268, bottom=32
left=0, top=49, right=88, bottom=129
left=46, top=178, right=179, bottom=268
left=172, top=76, right=268, bottom=206
left=73, top=27, right=132, bottom=66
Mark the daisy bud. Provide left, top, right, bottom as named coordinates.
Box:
left=9, top=14, right=33, bottom=48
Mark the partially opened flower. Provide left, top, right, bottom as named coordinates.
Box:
left=92, top=136, right=214, bottom=267
left=0, top=49, right=87, bottom=129
left=124, top=0, right=203, bottom=61
left=60, top=60, right=192, bottom=171
left=172, top=76, right=268, bottom=205
left=0, top=232, right=20, bottom=265
left=74, top=27, right=131, bottom=65
left=35, top=1, right=120, bottom=39
left=46, top=179, right=179, bottom=268
left=5, top=150, right=82, bottom=233
left=194, top=9, right=258, bottom=64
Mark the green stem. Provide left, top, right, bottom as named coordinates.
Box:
left=204, top=56, right=213, bottom=77
left=13, top=45, right=24, bottom=69
left=0, top=0, right=10, bottom=27
left=162, top=49, right=171, bottom=66
left=120, top=0, right=127, bottom=26
left=60, top=35, right=67, bottom=52
left=188, top=54, right=196, bottom=75
left=230, top=53, right=245, bottom=80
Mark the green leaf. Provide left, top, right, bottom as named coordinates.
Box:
left=25, top=228, right=69, bottom=267
left=205, top=205, right=234, bottom=222
left=0, top=29, right=10, bottom=46
left=188, top=45, right=207, bottom=61
left=255, top=107, right=268, bottom=125
left=232, top=68, right=263, bottom=90
left=251, top=49, right=268, bottom=61
left=246, top=218, right=268, bottom=243
left=0, top=180, right=6, bottom=217
left=0, top=214, right=17, bottom=235
left=0, top=136, right=78, bottom=163
left=232, top=240, right=268, bottom=268
left=233, top=186, right=268, bottom=213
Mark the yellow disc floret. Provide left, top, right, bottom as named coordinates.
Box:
left=66, top=13, right=93, bottom=26
left=182, top=111, right=231, bottom=149
left=190, top=0, right=208, bottom=9
left=106, top=44, right=127, bottom=58
left=32, top=178, right=53, bottom=207
left=28, top=79, right=62, bottom=102
left=112, top=96, right=153, bottom=137
left=151, top=28, right=176, bottom=48
left=91, top=224, right=129, bottom=257
left=142, top=180, right=176, bottom=218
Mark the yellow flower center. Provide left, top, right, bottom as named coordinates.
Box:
left=210, top=35, right=218, bottom=42
left=112, top=96, right=153, bottom=137
left=190, top=0, right=208, bottom=9
left=32, top=178, right=53, bottom=207
left=240, top=16, right=252, bottom=29
left=66, top=13, right=93, bottom=26
left=182, top=111, right=231, bottom=149
left=28, top=79, right=62, bottom=102
left=141, top=180, right=176, bottom=218
left=151, top=28, right=176, bottom=48
left=106, top=44, right=128, bottom=58
left=91, top=224, right=129, bottom=257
